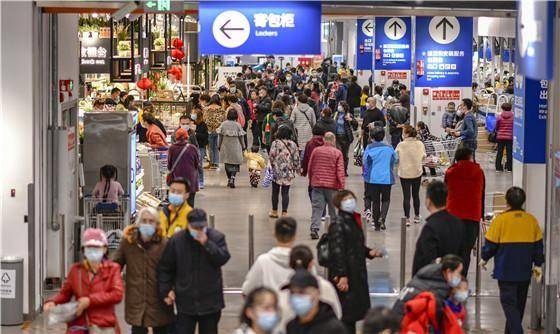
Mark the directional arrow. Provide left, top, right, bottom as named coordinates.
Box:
left=436, top=17, right=454, bottom=40
left=219, top=19, right=245, bottom=39
left=364, top=22, right=373, bottom=34
left=1, top=273, right=10, bottom=284
left=388, top=20, right=402, bottom=37
left=145, top=1, right=156, bottom=8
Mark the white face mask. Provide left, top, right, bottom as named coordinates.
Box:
left=340, top=198, right=356, bottom=213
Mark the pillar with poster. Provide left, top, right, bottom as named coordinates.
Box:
left=413, top=16, right=473, bottom=137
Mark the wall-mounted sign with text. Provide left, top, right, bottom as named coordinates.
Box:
left=375, top=17, right=412, bottom=71
left=80, top=36, right=111, bottom=74
left=415, top=16, right=473, bottom=87
left=199, top=1, right=321, bottom=55
left=356, top=19, right=373, bottom=70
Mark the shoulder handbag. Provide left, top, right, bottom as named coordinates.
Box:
left=166, top=144, right=189, bottom=186
left=316, top=231, right=331, bottom=267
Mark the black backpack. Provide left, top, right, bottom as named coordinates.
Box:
left=316, top=232, right=331, bottom=267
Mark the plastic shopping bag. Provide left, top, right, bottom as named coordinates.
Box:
left=262, top=164, right=274, bottom=188
left=47, top=301, right=78, bottom=325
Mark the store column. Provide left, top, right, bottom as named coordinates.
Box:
left=515, top=0, right=555, bottom=329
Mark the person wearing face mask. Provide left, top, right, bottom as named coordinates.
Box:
left=285, top=270, right=347, bottom=334
left=290, top=94, right=316, bottom=155
left=234, top=287, right=280, bottom=334
left=441, top=102, right=457, bottom=130
left=158, top=208, right=230, bottom=334
left=172, top=115, right=198, bottom=146
left=113, top=208, right=174, bottom=334
left=256, top=87, right=273, bottom=149
left=444, top=277, right=468, bottom=328
left=192, top=107, right=209, bottom=188
left=160, top=178, right=193, bottom=237
left=43, top=229, right=123, bottom=333
left=234, top=72, right=248, bottom=99
left=168, top=129, right=200, bottom=206
left=361, top=97, right=386, bottom=149
left=327, top=190, right=385, bottom=333
left=447, top=98, right=478, bottom=158
left=333, top=101, right=358, bottom=175
left=392, top=254, right=464, bottom=322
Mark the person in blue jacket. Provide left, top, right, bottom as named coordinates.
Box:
left=448, top=98, right=478, bottom=159
left=363, top=126, right=398, bottom=231
left=480, top=187, right=544, bottom=334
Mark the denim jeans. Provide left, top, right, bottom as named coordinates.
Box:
left=198, top=147, right=206, bottom=185
left=208, top=133, right=219, bottom=165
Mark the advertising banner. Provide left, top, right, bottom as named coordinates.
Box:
left=374, top=17, right=412, bottom=71
left=80, top=36, right=110, bottom=74
left=415, top=16, right=473, bottom=87
left=513, top=75, right=548, bottom=164
left=356, top=19, right=373, bottom=70
left=199, top=1, right=321, bottom=55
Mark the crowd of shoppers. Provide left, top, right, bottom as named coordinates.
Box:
left=63, top=59, right=540, bottom=334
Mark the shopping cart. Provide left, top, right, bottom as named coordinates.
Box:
left=422, top=138, right=461, bottom=179
left=148, top=149, right=169, bottom=200
left=83, top=196, right=131, bottom=248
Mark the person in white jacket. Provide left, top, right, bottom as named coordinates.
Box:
left=275, top=245, right=343, bottom=333
left=395, top=125, right=426, bottom=227
left=290, top=94, right=316, bottom=153
left=242, top=217, right=297, bottom=296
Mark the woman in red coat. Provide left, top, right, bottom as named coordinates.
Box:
left=44, top=228, right=124, bottom=333
left=495, top=102, right=514, bottom=172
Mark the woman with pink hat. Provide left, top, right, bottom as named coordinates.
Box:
left=43, top=228, right=124, bottom=333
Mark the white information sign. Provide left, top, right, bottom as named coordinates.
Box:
left=0, top=269, right=16, bottom=299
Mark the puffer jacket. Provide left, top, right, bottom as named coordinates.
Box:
left=392, top=263, right=450, bottom=321
left=308, top=142, right=345, bottom=190
left=290, top=103, right=316, bottom=148
left=400, top=292, right=438, bottom=334
left=112, top=225, right=174, bottom=327
left=203, top=104, right=226, bottom=133
left=445, top=160, right=485, bottom=222
left=48, top=260, right=123, bottom=333
left=157, top=228, right=230, bottom=316
left=496, top=110, right=514, bottom=141
left=147, top=124, right=168, bottom=148
left=301, top=136, right=324, bottom=177
left=328, top=211, right=373, bottom=323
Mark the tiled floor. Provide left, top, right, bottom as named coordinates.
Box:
left=3, top=147, right=535, bottom=334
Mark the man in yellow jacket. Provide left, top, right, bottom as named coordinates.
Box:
left=160, top=178, right=192, bottom=238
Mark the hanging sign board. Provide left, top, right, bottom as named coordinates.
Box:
left=516, top=0, right=555, bottom=80
left=143, top=0, right=184, bottom=13
left=374, top=17, right=412, bottom=71
left=356, top=19, right=373, bottom=70
left=80, top=36, right=111, bottom=74
left=513, top=76, right=548, bottom=164
left=199, top=1, right=321, bottom=55
left=415, top=16, right=473, bottom=87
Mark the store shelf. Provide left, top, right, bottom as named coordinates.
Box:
left=136, top=170, right=145, bottom=181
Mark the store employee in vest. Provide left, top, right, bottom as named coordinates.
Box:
left=160, top=178, right=192, bottom=238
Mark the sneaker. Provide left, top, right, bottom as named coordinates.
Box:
left=321, top=217, right=326, bottom=222
left=364, top=210, right=372, bottom=224
left=405, top=218, right=411, bottom=227
left=281, top=211, right=288, bottom=217
left=414, top=216, right=421, bottom=224
left=310, top=231, right=319, bottom=240
left=269, top=210, right=279, bottom=219
left=199, top=183, right=205, bottom=189
left=380, top=221, right=386, bottom=231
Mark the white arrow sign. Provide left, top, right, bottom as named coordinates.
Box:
left=384, top=18, right=406, bottom=40
left=212, top=10, right=251, bottom=48
left=428, top=16, right=460, bottom=44
left=361, top=19, right=374, bottom=38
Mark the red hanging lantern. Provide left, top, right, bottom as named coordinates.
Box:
left=172, top=38, right=184, bottom=49
left=136, top=77, right=153, bottom=90
left=171, top=49, right=185, bottom=61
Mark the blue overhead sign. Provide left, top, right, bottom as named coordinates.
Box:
left=516, top=0, right=555, bottom=80
left=199, top=1, right=321, bottom=55
left=356, top=19, right=374, bottom=70
left=513, top=76, right=548, bottom=164
left=374, top=17, right=412, bottom=71
left=415, top=16, right=473, bottom=87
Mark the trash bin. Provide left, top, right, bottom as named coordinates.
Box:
left=1, top=256, right=24, bottom=325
